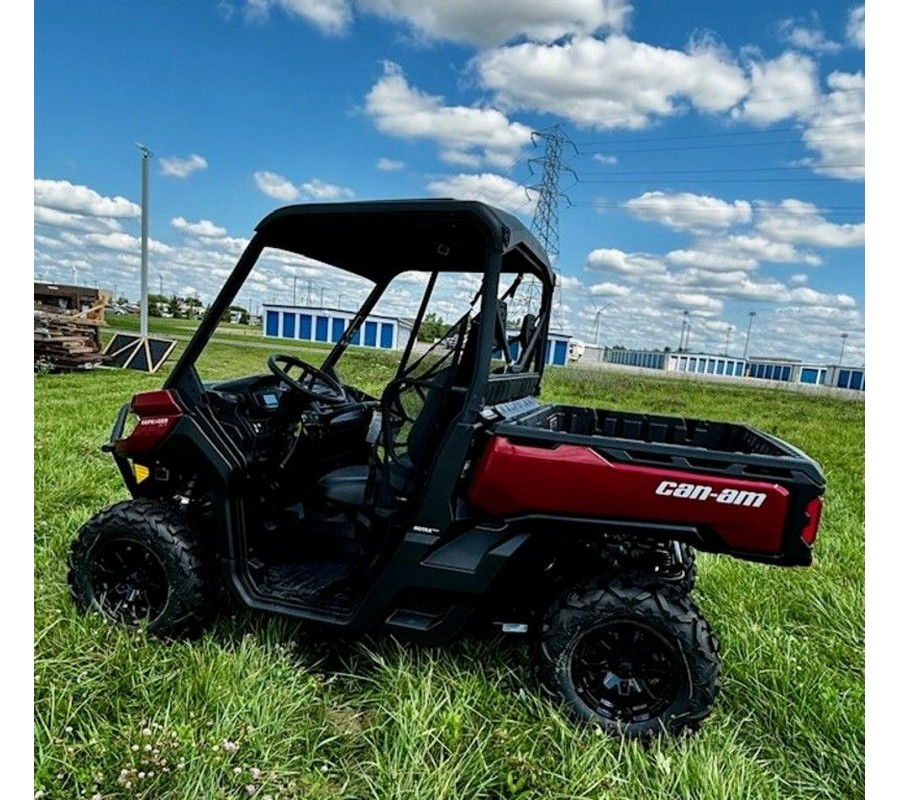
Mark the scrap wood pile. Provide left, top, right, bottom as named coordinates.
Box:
left=34, top=301, right=108, bottom=371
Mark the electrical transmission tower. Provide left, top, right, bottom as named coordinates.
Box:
left=524, top=125, right=578, bottom=326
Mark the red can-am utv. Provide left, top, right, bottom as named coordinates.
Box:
left=68, top=200, right=825, bottom=738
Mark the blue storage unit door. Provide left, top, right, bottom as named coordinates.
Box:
left=849, top=371, right=863, bottom=390
left=299, top=314, right=312, bottom=340
left=350, top=326, right=361, bottom=345
left=364, top=321, right=378, bottom=347
left=380, top=323, right=394, bottom=349
left=282, top=312, right=296, bottom=338
left=265, top=310, right=279, bottom=336
left=553, top=340, right=568, bottom=365
left=315, top=316, right=329, bottom=342
left=331, top=317, right=346, bottom=342
left=837, top=369, right=850, bottom=388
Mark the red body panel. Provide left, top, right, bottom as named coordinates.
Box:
left=467, top=436, right=792, bottom=554
left=115, top=390, right=183, bottom=457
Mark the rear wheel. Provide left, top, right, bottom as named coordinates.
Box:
left=68, top=498, right=217, bottom=638
left=535, top=578, right=720, bottom=739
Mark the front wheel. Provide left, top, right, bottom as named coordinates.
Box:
left=67, top=498, right=217, bottom=638
left=535, top=578, right=720, bottom=739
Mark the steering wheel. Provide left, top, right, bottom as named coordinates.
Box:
left=267, top=353, right=348, bottom=405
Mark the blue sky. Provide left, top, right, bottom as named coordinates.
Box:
left=33, top=0, right=865, bottom=366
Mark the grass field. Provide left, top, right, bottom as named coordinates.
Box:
left=34, top=319, right=865, bottom=799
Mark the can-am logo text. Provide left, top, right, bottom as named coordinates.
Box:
left=655, top=480, right=767, bottom=508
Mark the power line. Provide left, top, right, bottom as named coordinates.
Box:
left=573, top=120, right=864, bottom=149
left=578, top=162, right=864, bottom=177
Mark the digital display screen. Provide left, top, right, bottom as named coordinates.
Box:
left=260, top=392, right=279, bottom=409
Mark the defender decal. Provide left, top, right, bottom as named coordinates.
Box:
left=655, top=480, right=767, bottom=508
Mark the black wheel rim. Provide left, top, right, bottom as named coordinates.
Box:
left=570, top=620, right=682, bottom=725
left=90, top=539, right=169, bottom=626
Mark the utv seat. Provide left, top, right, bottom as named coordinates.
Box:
left=317, top=464, right=370, bottom=508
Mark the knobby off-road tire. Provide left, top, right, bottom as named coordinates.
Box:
left=68, top=498, right=217, bottom=638
left=535, top=578, right=720, bottom=739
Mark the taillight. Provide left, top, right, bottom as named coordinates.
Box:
left=115, top=390, right=183, bottom=456
left=800, top=496, right=823, bottom=546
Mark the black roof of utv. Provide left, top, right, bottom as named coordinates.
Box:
left=255, top=199, right=553, bottom=285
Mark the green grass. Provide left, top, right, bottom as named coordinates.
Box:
left=34, top=328, right=864, bottom=800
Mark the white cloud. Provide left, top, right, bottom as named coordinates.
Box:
left=171, top=217, right=228, bottom=238
left=254, top=170, right=299, bottom=201
left=669, top=292, right=724, bottom=315
left=159, top=154, right=208, bottom=178
left=624, top=191, right=752, bottom=233
left=34, top=206, right=125, bottom=233
left=666, top=249, right=757, bottom=271
left=242, top=0, right=352, bottom=34
left=360, top=0, right=631, bottom=47
left=592, top=153, right=618, bottom=165
left=847, top=6, right=865, bottom=48
left=366, top=62, right=532, bottom=168
left=732, top=51, right=819, bottom=125
left=376, top=157, right=405, bottom=171
left=34, top=179, right=140, bottom=218
left=82, top=231, right=172, bottom=255
left=298, top=178, right=356, bottom=200
left=788, top=286, right=856, bottom=308
left=674, top=267, right=751, bottom=288
left=755, top=200, right=865, bottom=247
left=253, top=171, right=354, bottom=201
left=588, top=282, right=630, bottom=297
left=556, top=273, right=582, bottom=290
left=801, top=71, right=864, bottom=180
left=586, top=248, right=666, bottom=275
left=775, top=15, right=840, bottom=54
left=425, top=173, right=533, bottom=215
left=476, top=35, right=747, bottom=129
left=725, top=234, right=822, bottom=266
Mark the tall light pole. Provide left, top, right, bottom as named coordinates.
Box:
left=743, top=310, right=757, bottom=360
left=724, top=325, right=734, bottom=356
left=838, top=332, right=849, bottom=366
left=678, top=310, right=690, bottom=351
left=136, top=143, right=153, bottom=338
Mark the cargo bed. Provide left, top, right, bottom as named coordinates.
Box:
left=468, top=399, right=826, bottom=566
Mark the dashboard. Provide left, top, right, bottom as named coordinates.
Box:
left=202, top=373, right=377, bottom=470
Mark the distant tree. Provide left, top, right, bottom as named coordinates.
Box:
left=418, top=312, right=451, bottom=342
left=170, top=294, right=185, bottom=319
left=147, top=293, right=166, bottom=317
left=184, top=296, right=203, bottom=319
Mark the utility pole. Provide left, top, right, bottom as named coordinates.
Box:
left=724, top=325, right=734, bottom=356
left=743, top=310, right=757, bottom=360
left=838, top=332, right=849, bottom=366
left=136, top=143, right=153, bottom=338
left=526, top=125, right=577, bottom=323
left=678, top=310, right=690, bottom=351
